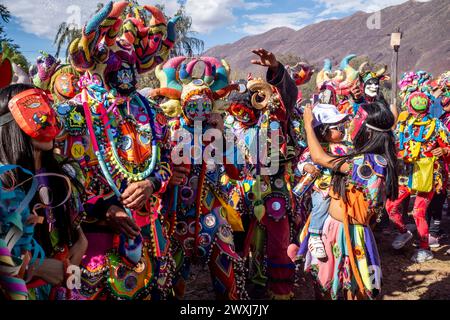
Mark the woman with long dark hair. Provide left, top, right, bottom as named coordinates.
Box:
left=0, top=84, right=87, bottom=300
left=296, top=101, right=398, bottom=300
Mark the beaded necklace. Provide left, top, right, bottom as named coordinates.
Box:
left=85, top=87, right=159, bottom=182
left=82, top=88, right=159, bottom=264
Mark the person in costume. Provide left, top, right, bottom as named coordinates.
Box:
left=284, top=62, right=314, bottom=257
left=296, top=101, right=398, bottom=300
left=426, top=71, right=450, bottom=248
left=0, top=84, right=88, bottom=300
left=150, top=56, right=248, bottom=300
left=386, top=71, right=450, bottom=263
left=348, top=63, right=391, bottom=115
left=30, top=52, right=80, bottom=105
left=295, top=104, right=350, bottom=260
left=314, top=55, right=360, bottom=114
left=53, top=1, right=178, bottom=299
left=224, top=49, right=299, bottom=299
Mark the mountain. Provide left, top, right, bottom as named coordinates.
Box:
left=205, top=0, right=450, bottom=78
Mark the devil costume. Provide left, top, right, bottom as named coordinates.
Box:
left=150, top=56, right=248, bottom=300
left=51, top=1, right=178, bottom=300
left=348, top=64, right=389, bottom=115
left=386, top=71, right=450, bottom=252
left=224, top=63, right=299, bottom=299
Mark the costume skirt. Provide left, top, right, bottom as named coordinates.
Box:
left=299, top=215, right=382, bottom=300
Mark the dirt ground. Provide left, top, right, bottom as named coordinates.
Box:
left=185, top=211, right=450, bottom=300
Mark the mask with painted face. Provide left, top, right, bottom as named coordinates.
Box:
left=407, top=92, right=430, bottom=115
left=183, top=94, right=213, bottom=122
left=53, top=71, right=80, bottom=102
left=364, top=78, right=380, bottom=98
left=349, top=107, right=369, bottom=141
left=359, top=64, right=388, bottom=100
left=5, top=89, right=60, bottom=142
left=110, top=63, right=137, bottom=95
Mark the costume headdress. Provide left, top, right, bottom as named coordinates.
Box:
left=150, top=56, right=238, bottom=121
left=285, top=62, right=314, bottom=86
left=316, top=55, right=359, bottom=96
left=358, top=62, right=389, bottom=84
left=69, top=1, right=179, bottom=88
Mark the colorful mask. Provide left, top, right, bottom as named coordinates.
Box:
left=316, top=55, right=359, bottom=96
left=152, top=56, right=238, bottom=125
left=229, top=103, right=258, bottom=125
left=69, top=1, right=178, bottom=90
left=349, top=107, right=369, bottom=141
left=8, top=89, right=60, bottom=142
left=53, top=72, right=80, bottom=101
left=106, top=59, right=138, bottom=95
left=183, top=93, right=213, bottom=122
left=364, top=78, right=380, bottom=98
left=398, top=71, right=433, bottom=105
left=407, top=92, right=430, bottom=114
left=31, top=53, right=80, bottom=104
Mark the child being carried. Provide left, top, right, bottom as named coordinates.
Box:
left=297, top=104, right=351, bottom=259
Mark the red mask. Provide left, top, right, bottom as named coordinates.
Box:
left=229, top=103, right=258, bottom=125
left=349, top=107, right=368, bottom=141
left=8, top=89, right=60, bottom=142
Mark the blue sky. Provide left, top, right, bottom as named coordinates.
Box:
left=1, top=0, right=429, bottom=63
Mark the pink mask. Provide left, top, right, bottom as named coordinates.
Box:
left=349, top=107, right=368, bottom=141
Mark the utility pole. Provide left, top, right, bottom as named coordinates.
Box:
left=390, top=28, right=402, bottom=111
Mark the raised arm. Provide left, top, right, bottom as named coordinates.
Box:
left=251, top=49, right=298, bottom=114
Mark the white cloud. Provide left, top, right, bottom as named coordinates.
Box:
left=315, top=0, right=432, bottom=17
left=242, top=1, right=272, bottom=10
left=183, top=0, right=273, bottom=34
left=184, top=0, right=239, bottom=34
left=238, top=11, right=311, bottom=35
left=151, top=0, right=180, bottom=16
left=3, top=0, right=273, bottom=38
left=3, top=0, right=102, bottom=39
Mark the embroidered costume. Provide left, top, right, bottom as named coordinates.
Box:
left=225, top=63, right=299, bottom=299
left=386, top=72, right=450, bottom=251
left=151, top=56, right=248, bottom=300
left=53, top=1, right=178, bottom=300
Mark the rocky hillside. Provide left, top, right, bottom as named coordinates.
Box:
left=205, top=0, right=450, bottom=78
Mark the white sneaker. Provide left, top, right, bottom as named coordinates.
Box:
left=392, top=230, right=413, bottom=250
left=308, top=235, right=327, bottom=259
left=411, top=249, right=434, bottom=263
